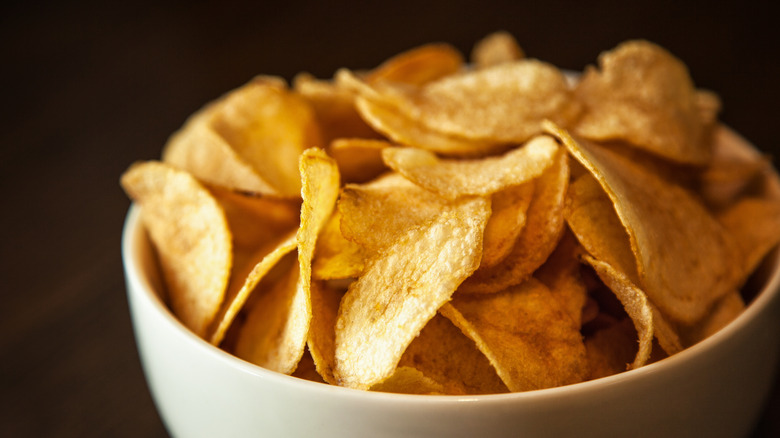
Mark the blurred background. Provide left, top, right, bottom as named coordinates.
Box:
left=1, top=0, right=778, bottom=436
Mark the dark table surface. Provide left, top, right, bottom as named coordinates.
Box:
left=2, top=1, right=779, bottom=436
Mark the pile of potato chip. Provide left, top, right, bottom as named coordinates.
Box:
left=121, top=32, right=780, bottom=394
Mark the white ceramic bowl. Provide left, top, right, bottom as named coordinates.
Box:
left=122, top=135, right=780, bottom=438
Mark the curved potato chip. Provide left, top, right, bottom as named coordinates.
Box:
left=399, top=314, right=508, bottom=395
left=381, top=134, right=559, bottom=200
left=312, top=210, right=367, bottom=280
left=459, top=148, right=568, bottom=294
left=480, top=182, right=535, bottom=269
left=573, top=40, right=715, bottom=165
left=121, top=161, right=231, bottom=338
left=581, top=255, right=653, bottom=369
left=293, top=72, right=380, bottom=144
left=165, top=77, right=322, bottom=197
left=391, top=59, right=580, bottom=143
left=547, top=122, right=739, bottom=324
left=306, top=280, right=344, bottom=384
left=328, top=138, right=391, bottom=183
left=370, top=367, right=445, bottom=395
left=471, top=31, right=525, bottom=68
left=584, top=317, right=639, bottom=380
left=441, top=278, right=588, bottom=392
left=365, top=43, right=464, bottom=86
left=535, top=231, right=589, bottom=327
left=338, top=173, right=450, bottom=251
left=334, top=196, right=491, bottom=390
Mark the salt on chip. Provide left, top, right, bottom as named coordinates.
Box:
left=398, top=314, right=508, bottom=395
left=459, top=148, right=568, bottom=294
left=547, top=121, right=739, bottom=325
left=164, top=76, right=322, bottom=197
left=334, top=196, right=491, bottom=390
left=365, top=43, right=464, bottom=86
left=441, top=278, right=588, bottom=392
left=121, top=161, right=232, bottom=338
left=381, top=134, right=559, bottom=200
left=573, top=40, right=716, bottom=165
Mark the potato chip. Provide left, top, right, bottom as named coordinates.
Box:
left=365, top=43, right=464, bottom=86
left=338, top=173, right=450, bottom=251
left=471, top=31, right=525, bottom=68
left=535, top=230, right=589, bottom=327
left=328, top=138, right=391, bottom=183
left=234, top=254, right=302, bottom=373
left=377, top=59, right=580, bottom=144
left=293, top=72, right=380, bottom=144
left=398, top=314, right=508, bottom=395
left=164, top=76, right=323, bottom=197
left=370, top=367, right=445, bottom=395
left=334, top=196, right=491, bottom=390
left=573, top=40, right=716, bottom=165
left=480, top=182, right=534, bottom=269
left=441, top=278, right=588, bottom=392
left=121, top=161, right=231, bottom=338
left=306, top=280, right=344, bottom=384
left=581, top=255, right=653, bottom=368
left=381, top=134, right=559, bottom=200
left=311, top=210, right=367, bottom=280
left=547, top=121, right=739, bottom=325
left=459, top=148, right=568, bottom=294
left=584, top=316, right=639, bottom=380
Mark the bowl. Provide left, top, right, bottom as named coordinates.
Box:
left=122, top=133, right=780, bottom=438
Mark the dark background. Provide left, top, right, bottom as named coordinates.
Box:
left=1, top=1, right=778, bottom=436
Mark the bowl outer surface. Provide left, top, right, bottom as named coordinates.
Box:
left=122, top=154, right=780, bottom=438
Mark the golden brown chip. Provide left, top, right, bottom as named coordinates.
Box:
left=338, top=173, right=450, bottom=251
left=234, top=254, right=302, bottom=373
left=677, top=290, right=745, bottom=347
left=459, top=148, right=568, bottom=294
left=547, top=121, right=739, bottom=324
left=535, top=230, right=589, bottom=327
left=370, top=367, right=445, bottom=395
left=306, top=280, right=344, bottom=384
left=398, top=314, right=508, bottom=395
left=581, top=255, right=653, bottom=368
left=334, top=196, right=491, bottom=390
left=381, top=59, right=580, bottom=144
left=441, top=278, right=588, bottom=392
left=121, top=161, right=231, bottom=338
left=480, top=182, right=535, bottom=269
left=365, top=43, right=464, bottom=86
left=328, top=138, right=391, bottom=183
left=381, top=134, right=559, bottom=200
left=164, top=77, right=323, bottom=197
left=584, top=316, right=638, bottom=380
left=293, top=72, right=380, bottom=144
left=573, top=40, right=716, bottom=165
left=471, top=31, right=525, bottom=68
left=311, top=210, right=367, bottom=280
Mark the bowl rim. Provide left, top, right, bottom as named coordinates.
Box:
left=122, top=192, right=780, bottom=404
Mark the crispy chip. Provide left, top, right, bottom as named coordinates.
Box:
left=328, top=138, right=391, bottom=183
left=312, top=210, right=367, bottom=280
left=398, top=314, right=508, bottom=395
left=471, top=31, right=525, bottom=68
left=164, top=77, right=322, bottom=197
left=334, top=196, right=491, bottom=389
left=442, top=278, right=588, bottom=392
left=381, top=134, right=559, bottom=200
left=547, top=121, right=739, bottom=324
left=573, top=40, right=716, bottom=165
left=480, top=182, right=535, bottom=269
left=535, top=231, right=589, bottom=327
left=121, top=161, right=231, bottom=337
left=365, top=43, right=464, bottom=86
left=306, top=280, right=344, bottom=384
left=459, top=148, right=568, bottom=294
left=584, top=317, right=639, bottom=380
left=370, top=367, right=445, bottom=395
left=338, top=173, right=450, bottom=251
